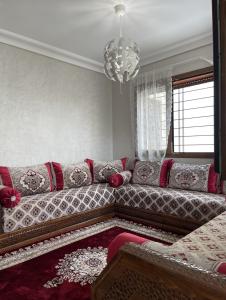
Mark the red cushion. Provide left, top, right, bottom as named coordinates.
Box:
left=208, top=164, right=219, bottom=193
left=160, top=159, right=174, bottom=187
left=0, top=187, right=21, bottom=208
left=216, top=262, right=226, bottom=275
left=107, top=232, right=149, bottom=262
left=108, top=173, right=123, bottom=188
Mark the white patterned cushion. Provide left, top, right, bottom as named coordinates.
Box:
left=169, top=163, right=212, bottom=192
left=52, top=162, right=92, bottom=190
left=114, top=184, right=226, bottom=222
left=0, top=164, right=53, bottom=197
left=2, top=184, right=115, bottom=232
left=132, top=160, right=173, bottom=187
left=93, top=160, right=124, bottom=183
left=143, top=211, right=226, bottom=274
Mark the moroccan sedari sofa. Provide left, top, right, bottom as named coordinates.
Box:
left=92, top=210, right=226, bottom=300
left=0, top=158, right=226, bottom=257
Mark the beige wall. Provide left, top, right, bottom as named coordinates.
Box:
left=0, top=43, right=113, bottom=166
left=0, top=42, right=213, bottom=166
left=112, top=44, right=213, bottom=159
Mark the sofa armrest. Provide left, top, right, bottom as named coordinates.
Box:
left=92, top=243, right=226, bottom=300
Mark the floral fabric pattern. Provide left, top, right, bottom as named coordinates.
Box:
left=132, top=161, right=161, bottom=186
left=61, top=162, right=92, bottom=189
left=169, top=163, right=210, bottom=192
left=2, top=184, right=115, bottom=232
left=114, top=184, right=226, bottom=222
left=94, top=160, right=123, bottom=183
left=6, top=164, right=52, bottom=197
left=143, top=211, right=226, bottom=275
left=44, top=247, right=107, bottom=287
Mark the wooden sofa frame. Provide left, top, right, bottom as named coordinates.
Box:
left=0, top=203, right=202, bottom=254
left=92, top=245, right=226, bottom=300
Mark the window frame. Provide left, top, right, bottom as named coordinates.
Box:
left=166, top=67, right=214, bottom=159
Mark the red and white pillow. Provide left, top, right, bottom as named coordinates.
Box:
left=108, top=171, right=132, bottom=188
left=52, top=162, right=92, bottom=190
left=169, top=162, right=219, bottom=193
left=85, top=158, right=127, bottom=183
left=132, top=159, right=173, bottom=188
left=0, top=163, right=53, bottom=197
left=0, top=185, right=21, bottom=208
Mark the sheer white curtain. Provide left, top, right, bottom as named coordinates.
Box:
left=131, top=69, right=172, bottom=161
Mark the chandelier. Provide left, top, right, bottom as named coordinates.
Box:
left=104, top=3, right=140, bottom=84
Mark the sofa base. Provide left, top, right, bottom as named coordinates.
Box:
left=0, top=203, right=205, bottom=253
left=0, top=205, right=115, bottom=254
left=115, top=204, right=202, bottom=235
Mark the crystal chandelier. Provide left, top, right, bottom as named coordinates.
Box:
left=104, top=3, right=140, bottom=84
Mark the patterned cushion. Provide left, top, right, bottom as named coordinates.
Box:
left=143, top=211, right=226, bottom=275
left=169, top=163, right=218, bottom=193
left=0, top=163, right=53, bottom=197
left=85, top=158, right=127, bottom=183
left=52, top=162, right=92, bottom=191
left=2, top=184, right=115, bottom=232
left=132, top=159, right=173, bottom=187
left=108, top=171, right=132, bottom=188
left=114, top=184, right=226, bottom=222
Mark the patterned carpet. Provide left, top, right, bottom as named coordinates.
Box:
left=0, top=218, right=181, bottom=300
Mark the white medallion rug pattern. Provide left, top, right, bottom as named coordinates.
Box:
left=0, top=218, right=181, bottom=271
left=44, top=247, right=107, bottom=287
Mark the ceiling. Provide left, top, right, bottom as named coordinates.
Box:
left=0, top=0, right=213, bottom=71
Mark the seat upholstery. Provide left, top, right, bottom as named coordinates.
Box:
left=142, top=211, right=226, bottom=274
left=114, top=184, right=226, bottom=222
left=2, top=184, right=115, bottom=232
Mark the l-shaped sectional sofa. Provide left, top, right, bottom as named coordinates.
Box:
left=0, top=158, right=226, bottom=299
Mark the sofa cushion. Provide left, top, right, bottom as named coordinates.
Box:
left=0, top=163, right=53, bottom=197
left=2, top=184, right=115, bottom=232
left=108, top=171, right=132, bottom=188
left=143, top=211, right=226, bottom=275
left=132, top=159, right=173, bottom=188
left=114, top=184, right=226, bottom=222
left=85, top=158, right=127, bottom=183
left=169, top=163, right=218, bottom=193
left=52, top=162, right=92, bottom=191
left=0, top=186, right=21, bottom=208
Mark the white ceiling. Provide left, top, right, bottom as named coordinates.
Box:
left=0, top=0, right=213, bottom=70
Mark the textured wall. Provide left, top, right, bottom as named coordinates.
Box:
left=0, top=43, right=113, bottom=167
left=112, top=45, right=213, bottom=159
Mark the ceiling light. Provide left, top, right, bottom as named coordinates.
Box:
left=104, top=2, right=140, bottom=84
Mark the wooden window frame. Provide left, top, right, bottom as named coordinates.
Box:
left=166, top=67, right=214, bottom=159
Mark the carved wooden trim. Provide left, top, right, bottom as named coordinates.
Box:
left=92, top=247, right=226, bottom=300
left=114, top=204, right=201, bottom=235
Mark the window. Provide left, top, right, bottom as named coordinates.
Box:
left=170, top=68, right=214, bottom=157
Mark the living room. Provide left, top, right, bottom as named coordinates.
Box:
left=0, top=0, right=226, bottom=299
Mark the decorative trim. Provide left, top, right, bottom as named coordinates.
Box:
left=0, top=29, right=104, bottom=73
left=140, top=32, right=213, bottom=66
left=0, top=218, right=180, bottom=271
left=0, top=29, right=213, bottom=71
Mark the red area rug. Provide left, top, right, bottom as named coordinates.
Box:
left=0, top=218, right=180, bottom=300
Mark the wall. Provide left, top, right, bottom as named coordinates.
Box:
left=112, top=44, right=213, bottom=159
left=0, top=43, right=113, bottom=167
